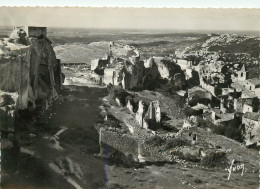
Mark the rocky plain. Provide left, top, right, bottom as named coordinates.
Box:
left=0, top=26, right=259, bottom=189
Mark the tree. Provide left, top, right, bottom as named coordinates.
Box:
left=175, top=95, right=186, bottom=113
left=196, top=117, right=215, bottom=129
left=221, top=65, right=232, bottom=86
left=252, top=98, right=260, bottom=112
left=187, top=70, right=200, bottom=88
left=212, top=118, right=244, bottom=142
left=183, top=106, right=203, bottom=117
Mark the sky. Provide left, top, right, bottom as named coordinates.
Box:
left=0, top=0, right=260, bottom=8
left=0, top=7, right=259, bottom=31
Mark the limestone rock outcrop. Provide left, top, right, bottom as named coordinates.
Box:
left=0, top=26, right=63, bottom=131
left=145, top=100, right=161, bottom=123
left=92, top=42, right=185, bottom=90
left=135, top=101, right=146, bottom=128
left=135, top=100, right=161, bottom=130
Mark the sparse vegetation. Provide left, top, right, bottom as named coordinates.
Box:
left=165, top=138, right=191, bottom=150
left=196, top=117, right=244, bottom=142
left=145, top=119, right=163, bottom=131
left=145, top=135, right=165, bottom=147
left=183, top=106, right=203, bottom=117
left=208, top=38, right=259, bottom=58
left=194, top=178, right=203, bottom=184
left=196, top=117, right=215, bottom=129
left=171, top=150, right=200, bottom=162
left=213, top=123, right=244, bottom=142
left=188, top=97, right=210, bottom=107
left=201, top=152, right=228, bottom=168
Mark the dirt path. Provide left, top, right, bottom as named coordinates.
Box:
left=2, top=85, right=107, bottom=189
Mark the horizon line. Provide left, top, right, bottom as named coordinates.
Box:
left=0, top=25, right=259, bottom=33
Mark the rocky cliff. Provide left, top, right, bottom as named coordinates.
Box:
left=0, top=26, right=63, bottom=131
left=92, top=42, right=185, bottom=90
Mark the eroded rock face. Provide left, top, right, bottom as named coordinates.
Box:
left=96, top=43, right=185, bottom=90
left=102, top=57, right=160, bottom=90
left=146, top=57, right=170, bottom=79
left=0, top=26, right=63, bottom=131
left=135, top=100, right=161, bottom=130
left=145, top=100, right=161, bottom=123
left=136, top=101, right=145, bottom=127
left=127, top=61, right=145, bottom=89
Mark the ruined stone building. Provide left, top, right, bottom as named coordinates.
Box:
left=91, top=43, right=187, bottom=91
left=242, top=112, right=260, bottom=146
left=243, top=78, right=260, bottom=96
left=234, top=98, right=258, bottom=114
left=234, top=64, right=248, bottom=82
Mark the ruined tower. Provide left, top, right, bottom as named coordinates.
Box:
left=109, top=41, right=114, bottom=56
left=237, top=64, right=247, bottom=81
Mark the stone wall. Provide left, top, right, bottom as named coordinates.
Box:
left=200, top=77, right=216, bottom=96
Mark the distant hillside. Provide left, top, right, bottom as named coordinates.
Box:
left=208, top=38, right=259, bottom=57
left=0, top=34, right=8, bottom=38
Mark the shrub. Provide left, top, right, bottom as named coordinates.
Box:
left=210, top=96, right=220, bottom=108
left=213, top=124, right=244, bottom=142
left=194, top=179, right=203, bottom=184
left=171, top=150, right=199, bottom=162
left=165, top=138, right=191, bottom=150
left=183, top=106, right=203, bottom=117
left=188, top=97, right=210, bottom=107
left=145, top=135, right=165, bottom=147
left=196, top=117, right=215, bottom=129
left=187, top=70, right=200, bottom=88
left=145, top=119, right=162, bottom=131
left=212, top=117, right=244, bottom=142
left=184, top=153, right=200, bottom=162
left=201, top=152, right=228, bottom=168
left=161, top=81, right=177, bottom=94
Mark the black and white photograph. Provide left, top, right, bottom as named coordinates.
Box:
left=0, top=7, right=259, bottom=189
